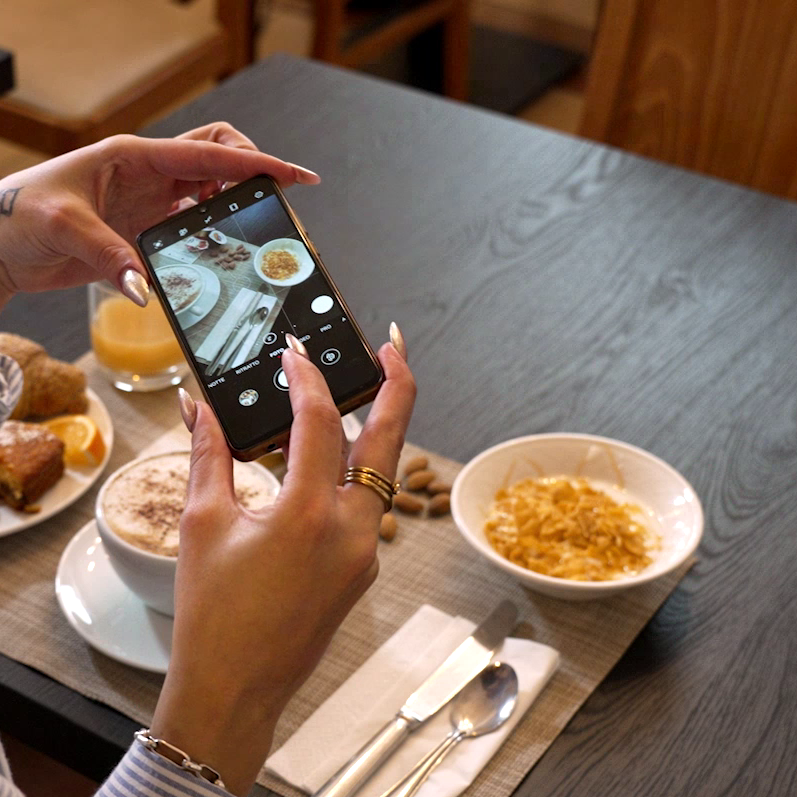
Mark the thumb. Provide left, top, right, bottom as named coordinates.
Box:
left=185, top=399, right=235, bottom=510
left=61, top=204, right=150, bottom=304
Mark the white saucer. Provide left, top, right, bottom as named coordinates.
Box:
left=177, top=265, right=221, bottom=330
left=56, top=520, right=172, bottom=673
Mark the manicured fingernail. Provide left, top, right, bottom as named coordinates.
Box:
left=288, top=162, right=321, bottom=183
left=120, top=268, right=149, bottom=307
left=285, top=333, right=309, bottom=359
left=178, top=387, right=197, bottom=432
left=389, top=322, right=407, bottom=361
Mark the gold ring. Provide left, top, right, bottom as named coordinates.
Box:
left=346, top=466, right=401, bottom=495
left=344, top=466, right=400, bottom=512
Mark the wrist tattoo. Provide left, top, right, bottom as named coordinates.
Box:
left=0, top=187, right=22, bottom=217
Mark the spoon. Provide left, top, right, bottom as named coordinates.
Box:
left=222, top=304, right=270, bottom=370
left=379, top=662, right=519, bottom=797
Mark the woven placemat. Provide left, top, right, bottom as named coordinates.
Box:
left=0, top=354, right=691, bottom=796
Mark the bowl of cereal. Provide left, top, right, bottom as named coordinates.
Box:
left=450, top=434, right=703, bottom=600
left=254, top=238, right=315, bottom=286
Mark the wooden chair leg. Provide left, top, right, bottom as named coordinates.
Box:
left=312, top=0, right=347, bottom=62
left=217, top=0, right=257, bottom=74
left=443, top=0, right=470, bottom=100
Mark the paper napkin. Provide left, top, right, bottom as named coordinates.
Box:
left=265, top=605, right=559, bottom=797
left=195, top=288, right=277, bottom=367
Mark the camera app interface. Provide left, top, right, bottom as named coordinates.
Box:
left=139, top=177, right=380, bottom=450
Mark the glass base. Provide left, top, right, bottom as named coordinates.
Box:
left=98, top=362, right=190, bottom=393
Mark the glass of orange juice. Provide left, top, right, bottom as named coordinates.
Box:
left=89, top=281, right=189, bottom=391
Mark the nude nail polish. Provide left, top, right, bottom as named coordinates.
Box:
left=286, top=333, right=310, bottom=359
left=287, top=162, right=321, bottom=183
left=177, top=387, right=197, bottom=432
left=389, top=321, right=408, bottom=361
left=120, top=268, right=149, bottom=307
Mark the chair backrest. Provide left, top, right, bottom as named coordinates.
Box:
left=580, top=0, right=797, bottom=200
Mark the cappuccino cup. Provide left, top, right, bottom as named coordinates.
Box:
left=96, top=450, right=280, bottom=615
left=156, top=265, right=206, bottom=317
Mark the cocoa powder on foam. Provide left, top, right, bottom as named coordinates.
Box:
left=102, top=453, right=276, bottom=557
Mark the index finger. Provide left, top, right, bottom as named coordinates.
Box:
left=142, top=137, right=320, bottom=189
left=279, top=348, right=344, bottom=498
left=176, top=121, right=259, bottom=150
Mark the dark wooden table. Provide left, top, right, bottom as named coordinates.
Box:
left=3, top=54, right=797, bottom=795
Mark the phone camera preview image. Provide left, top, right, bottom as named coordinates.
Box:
left=148, top=192, right=321, bottom=381
left=140, top=177, right=383, bottom=455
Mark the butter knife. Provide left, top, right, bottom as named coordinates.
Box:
left=207, top=292, right=261, bottom=376
left=312, top=600, right=518, bottom=797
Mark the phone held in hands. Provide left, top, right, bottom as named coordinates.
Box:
left=136, top=175, right=384, bottom=460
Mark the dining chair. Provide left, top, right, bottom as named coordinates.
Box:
left=0, top=0, right=256, bottom=156
left=579, top=0, right=797, bottom=200
left=311, top=0, right=470, bottom=100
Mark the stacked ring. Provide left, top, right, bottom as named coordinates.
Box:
left=343, top=466, right=401, bottom=512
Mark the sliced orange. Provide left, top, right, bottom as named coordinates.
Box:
left=42, top=414, right=106, bottom=467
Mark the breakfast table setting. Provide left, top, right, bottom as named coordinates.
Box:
left=1, top=53, right=797, bottom=797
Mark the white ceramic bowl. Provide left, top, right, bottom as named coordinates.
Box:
left=450, top=434, right=703, bottom=600
left=96, top=451, right=280, bottom=615
left=254, top=238, right=315, bottom=286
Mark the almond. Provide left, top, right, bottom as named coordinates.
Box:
left=379, top=512, right=398, bottom=541
left=405, top=469, right=436, bottom=491
left=427, top=480, right=452, bottom=495
left=428, top=493, right=451, bottom=517
left=403, top=456, right=429, bottom=477
left=393, top=492, right=424, bottom=514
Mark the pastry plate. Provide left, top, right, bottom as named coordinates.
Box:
left=0, top=388, right=114, bottom=537
left=56, top=519, right=171, bottom=673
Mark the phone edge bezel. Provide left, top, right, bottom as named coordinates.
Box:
left=134, top=174, right=385, bottom=460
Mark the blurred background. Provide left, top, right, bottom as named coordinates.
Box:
left=0, top=0, right=598, bottom=176
left=5, top=1, right=795, bottom=200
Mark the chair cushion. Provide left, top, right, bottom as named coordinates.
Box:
left=0, top=0, right=219, bottom=119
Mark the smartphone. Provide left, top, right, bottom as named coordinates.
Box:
left=136, top=175, right=384, bottom=460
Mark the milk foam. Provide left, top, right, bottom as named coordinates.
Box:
left=102, top=452, right=277, bottom=556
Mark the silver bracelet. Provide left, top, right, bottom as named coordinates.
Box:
left=134, top=728, right=226, bottom=789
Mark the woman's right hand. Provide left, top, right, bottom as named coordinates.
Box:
left=150, top=329, right=415, bottom=796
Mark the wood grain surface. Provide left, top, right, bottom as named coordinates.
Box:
left=581, top=0, right=797, bottom=201
left=2, top=55, right=797, bottom=794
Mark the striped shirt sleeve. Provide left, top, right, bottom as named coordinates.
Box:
left=95, top=741, right=233, bottom=797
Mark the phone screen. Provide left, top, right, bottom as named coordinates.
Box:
left=137, top=176, right=382, bottom=455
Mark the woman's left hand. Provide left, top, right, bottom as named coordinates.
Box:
left=0, top=122, right=319, bottom=306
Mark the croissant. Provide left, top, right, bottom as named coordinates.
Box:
left=0, top=333, right=88, bottom=419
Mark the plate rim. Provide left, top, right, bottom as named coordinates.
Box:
left=55, top=518, right=171, bottom=674
left=0, top=387, right=115, bottom=537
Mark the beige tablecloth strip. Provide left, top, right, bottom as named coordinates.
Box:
left=0, top=354, right=692, bottom=796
